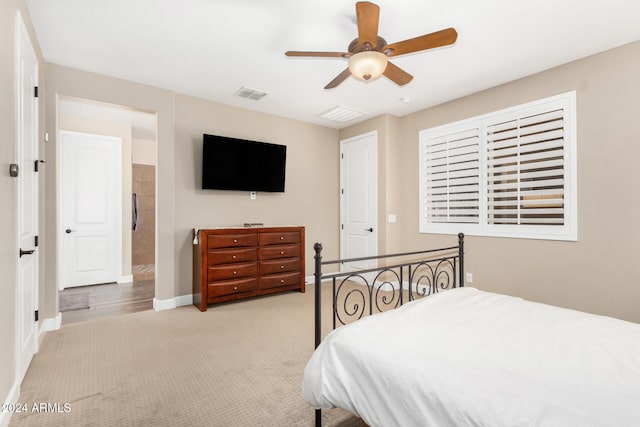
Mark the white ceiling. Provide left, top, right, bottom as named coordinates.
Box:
left=26, top=0, right=640, bottom=129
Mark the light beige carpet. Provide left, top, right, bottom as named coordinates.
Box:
left=9, top=286, right=367, bottom=427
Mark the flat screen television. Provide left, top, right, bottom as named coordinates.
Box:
left=202, top=134, right=286, bottom=192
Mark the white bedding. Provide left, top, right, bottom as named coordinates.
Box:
left=303, top=287, right=640, bottom=427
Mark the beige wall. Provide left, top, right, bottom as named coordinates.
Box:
left=0, top=0, right=46, bottom=420
left=338, top=114, right=404, bottom=255
left=132, top=138, right=156, bottom=165
left=44, top=65, right=176, bottom=305
left=342, top=40, right=640, bottom=323
left=44, top=65, right=340, bottom=309
left=173, top=94, right=340, bottom=295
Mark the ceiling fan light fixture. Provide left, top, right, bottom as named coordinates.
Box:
left=348, top=51, right=388, bottom=82
left=285, top=2, right=457, bottom=89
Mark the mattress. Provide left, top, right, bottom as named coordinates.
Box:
left=303, top=287, right=640, bottom=426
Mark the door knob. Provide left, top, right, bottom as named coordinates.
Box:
left=65, top=228, right=75, bottom=234
left=365, top=227, right=374, bottom=232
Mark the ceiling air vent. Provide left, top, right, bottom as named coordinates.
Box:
left=318, top=105, right=366, bottom=123
left=234, top=87, right=268, bottom=101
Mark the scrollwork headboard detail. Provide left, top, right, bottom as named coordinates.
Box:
left=310, top=233, right=464, bottom=427
left=313, top=233, right=465, bottom=348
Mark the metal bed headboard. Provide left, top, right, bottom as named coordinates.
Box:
left=311, top=233, right=464, bottom=426
left=313, top=233, right=465, bottom=348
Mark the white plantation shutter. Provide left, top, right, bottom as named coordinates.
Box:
left=486, top=108, right=566, bottom=226
left=419, top=92, right=576, bottom=240
left=423, top=126, right=480, bottom=224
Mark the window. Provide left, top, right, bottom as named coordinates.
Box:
left=420, top=122, right=481, bottom=225
left=419, top=92, right=577, bottom=241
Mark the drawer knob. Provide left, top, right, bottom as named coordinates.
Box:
left=280, top=279, right=285, bottom=283
left=232, top=255, right=237, bottom=259
left=233, top=271, right=237, bottom=275
left=233, top=239, right=238, bottom=243
left=280, top=265, right=284, bottom=269
left=280, top=236, right=284, bottom=240
left=233, top=286, right=238, bottom=291
left=280, top=251, right=284, bottom=255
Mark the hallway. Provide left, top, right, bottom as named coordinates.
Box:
left=59, top=277, right=154, bottom=325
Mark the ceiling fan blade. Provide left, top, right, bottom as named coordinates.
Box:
left=285, top=51, right=350, bottom=58
left=324, top=68, right=352, bottom=89
left=383, top=61, right=413, bottom=86
left=383, top=27, right=458, bottom=57
left=356, top=1, right=380, bottom=48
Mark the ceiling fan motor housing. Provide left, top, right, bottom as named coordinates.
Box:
left=348, top=36, right=389, bottom=55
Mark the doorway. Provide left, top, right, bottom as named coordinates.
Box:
left=57, top=97, right=157, bottom=324
left=340, top=131, right=378, bottom=271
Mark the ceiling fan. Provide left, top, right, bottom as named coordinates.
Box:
left=285, top=1, right=458, bottom=89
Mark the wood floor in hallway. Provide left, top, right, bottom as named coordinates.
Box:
left=59, top=279, right=155, bottom=325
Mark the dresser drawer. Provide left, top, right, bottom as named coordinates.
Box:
left=260, top=258, right=301, bottom=275
left=259, top=244, right=300, bottom=260
left=208, top=262, right=257, bottom=282
left=260, top=272, right=301, bottom=290
left=208, top=278, right=258, bottom=299
left=208, top=233, right=258, bottom=249
left=208, top=248, right=257, bottom=265
left=259, top=231, right=301, bottom=246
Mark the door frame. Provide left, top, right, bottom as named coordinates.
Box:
left=57, top=129, right=123, bottom=290
left=339, top=131, right=379, bottom=267
left=14, top=10, right=39, bottom=383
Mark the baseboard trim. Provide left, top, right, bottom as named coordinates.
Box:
left=38, top=313, right=62, bottom=346
left=306, top=276, right=338, bottom=285
left=175, top=294, right=193, bottom=307
left=0, top=380, right=20, bottom=427
left=153, top=294, right=193, bottom=311
left=117, top=274, right=133, bottom=284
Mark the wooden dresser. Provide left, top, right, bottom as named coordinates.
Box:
left=192, top=226, right=305, bottom=311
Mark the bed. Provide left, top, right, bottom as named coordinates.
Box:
left=303, top=234, right=640, bottom=426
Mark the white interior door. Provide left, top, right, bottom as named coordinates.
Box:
left=60, top=131, right=122, bottom=288
left=15, top=11, right=39, bottom=382
left=340, top=132, right=378, bottom=271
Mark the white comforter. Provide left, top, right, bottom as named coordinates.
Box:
left=303, top=287, right=640, bottom=427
